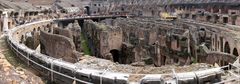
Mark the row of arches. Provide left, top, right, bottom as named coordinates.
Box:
left=223, top=41, right=239, bottom=57
left=210, top=33, right=239, bottom=57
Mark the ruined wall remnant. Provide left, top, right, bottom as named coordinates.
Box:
left=83, top=20, right=123, bottom=62
left=39, top=20, right=82, bottom=63
left=40, top=30, right=80, bottom=63
left=53, top=28, right=73, bottom=39
left=83, top=18, right=191, bottom=66
left=83, top=16, right=239, bottom=67
left=25, top=31, right=40, bottom=50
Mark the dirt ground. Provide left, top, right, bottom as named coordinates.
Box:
left=77, top=56, right=214, bottom=74
left=0, top=36, right=44, bottom=84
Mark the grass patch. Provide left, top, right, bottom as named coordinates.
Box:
left=1, top=38, right=48, bottom=83
left=80, top=33, right=92, bottom=55
left=3, top=49, right=26, bottom=68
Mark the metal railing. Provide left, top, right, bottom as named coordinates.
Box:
left=213, top=63, right=240, bottom=84
left=7, top=32, right=93, bottom=84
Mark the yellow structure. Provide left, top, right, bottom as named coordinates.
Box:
left=160, top=12, right=177, bottom=21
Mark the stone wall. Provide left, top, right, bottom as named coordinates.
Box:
left=83, top=18, right=191, bottom=66
left=25, top=31, right=40, bottom=49
left=53, top=28, right=73, bottom=39
left=83, top=16, right=240, bottom=67
left=83, top=20, right=123, bottom=60
left=40, top=30, right=80, bottom=63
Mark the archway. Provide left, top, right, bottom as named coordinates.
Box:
left=206, top=15, right=211, bottom=21
left=85, top=6, right=90, bottom=15
left=37, top=27, right=41, bottom=31
left=233, top=48, right=239, bottom=56
left=223, top=17, right=228, bottom=23
left=224, top=42, right=230, bottom=54
left=14, top=12, right=19, bottom=18
left=192, top=14, right=196, bottom=20
left=24, top=12, right=28, bottom=17
left=110, top=49, right=120, bottom=62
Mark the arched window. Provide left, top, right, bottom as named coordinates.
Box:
left=224, top=42, right=230, bottom=54
left=233, top=48, right=239, bottom=56
left=110, top=49, right=120, bottom=63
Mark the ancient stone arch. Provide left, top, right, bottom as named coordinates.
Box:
left=14, top=12, right=19, bottom=18
left=33, top=28, right=36, bottom=32
left=224, top=41, right=230, bottom=54
left=223, top=16, right=228, bottom=23
left=233, top=48, right=239, bottom=56
left=206, top=15, right=212, bottom=21
left=37, top=27, right=41, bottom=31
left=110, top=49, right=120, bottom=63
left=85, top=6, right=90, bottom=15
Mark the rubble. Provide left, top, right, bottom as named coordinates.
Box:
left=77, top=56, right=213, bottom=74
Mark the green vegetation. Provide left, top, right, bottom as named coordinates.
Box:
left=80, top=33, right=92, bottom=55
left=192, top=57, right=198, bottom=64
left=1, top=38, right=50, bottom=83
left=3, top=48, right=27, bottom=68
left=0, top=38, right=26, bottom=68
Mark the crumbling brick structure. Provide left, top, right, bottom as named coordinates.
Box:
left=82, top=14, right=239, bottom=67
left=40, top=20, right=82, bottom=63
left=83, top=18, right=191, bottom=66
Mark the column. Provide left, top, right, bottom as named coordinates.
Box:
left=2, top=11, right=8, bottom=32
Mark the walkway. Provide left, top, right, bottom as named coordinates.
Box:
left=0, top=35, right=44, bottom=84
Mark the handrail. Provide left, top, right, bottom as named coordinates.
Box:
left=7, top=38, right=93, bottom=84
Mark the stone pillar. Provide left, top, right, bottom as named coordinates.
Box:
left=19, top=10, right=24, bottom=17
left=2, top=11, right=8, bottom=32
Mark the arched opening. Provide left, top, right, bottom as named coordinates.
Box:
left=29, top=12, right=34, bottom=16
left=110, top=49, right=120, bottom=62
left=223, top=17, right=228, bottom=23
left=206, top=15, right=211, bottom=21
left=85, top=6, right=90, bottom=15
left=151, top=10, right=154, bottom=16
left=224, top=42, right=230, bottom=54
left=14, top=12, right=19, bottom=18
left=37, top=27, right=41, bottom=31
left=233, top=48, right=239, bottom=56
left=34, top=12, right=38, bottom=16
left=192, top=14, right=196, bottom=20
left=24, top=12, right=28, bottom=17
